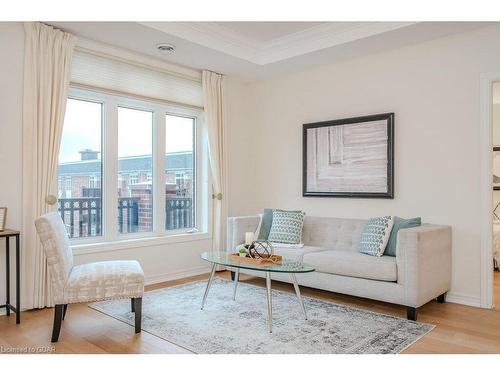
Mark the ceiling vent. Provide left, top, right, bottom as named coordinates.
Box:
left=156, top=43, right=175, bottom=53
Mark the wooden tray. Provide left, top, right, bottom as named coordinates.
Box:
left=229, top=254, right=282, bottom=265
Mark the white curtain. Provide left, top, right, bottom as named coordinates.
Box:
left=202, top=71, right=228, bottom=252
left=22, top=22, right=77, bottom=309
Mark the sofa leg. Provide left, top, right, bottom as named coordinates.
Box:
left=134, top=297, right=142, bottom=334
left=436, top=293, right=446, bottom=303
left=230, top=271, right=235, bottom=281
left=51, top=304, right=64, bottom=342
left=62, top=304, right=68, bottom=320
left=406, top=307, right=417, bottom=321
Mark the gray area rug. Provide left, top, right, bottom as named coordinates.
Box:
left=90, top=278, right=434, bottom=354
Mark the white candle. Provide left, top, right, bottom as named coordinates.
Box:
left=245, top=232, right=254, bottom=245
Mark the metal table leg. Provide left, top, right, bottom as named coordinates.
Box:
left=232, top=268, right=239, bottom=300
left=291, top=274, right=307, bottom=320
left=5, top=236, right=10, bottom=317
left=266, top=272, right=273, bottom=333
left=200, top=263, right=217, bottom=310
left=15, top=234, right=20, bottom=324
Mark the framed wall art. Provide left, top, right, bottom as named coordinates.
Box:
left=493, top=147, right=500, bottom=190
left=303, top=113, right=394, bottom=198
left=0, top=207, right=7, bottom=231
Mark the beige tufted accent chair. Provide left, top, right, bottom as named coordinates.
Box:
left=35, top=212, right=144, bottom=342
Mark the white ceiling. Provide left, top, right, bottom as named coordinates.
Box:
left=50, top=21, right=494, bottom=81
left=213, top=22, right=326, bottom=42
left=140, top=21, right=417, bottom=65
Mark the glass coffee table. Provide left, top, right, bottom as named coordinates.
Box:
left=200, top=251, right=315, bottom=333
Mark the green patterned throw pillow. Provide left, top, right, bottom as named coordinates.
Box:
left=267, top=210, right=306, bottom=244
left=359, top=216, right=395, bottom=257
left=257, top=208, right=302, bottom=240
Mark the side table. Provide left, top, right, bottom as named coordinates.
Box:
left=0, top=229, right=20, bottom=324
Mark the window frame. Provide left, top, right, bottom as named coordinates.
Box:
left=64, top=86, right=208, bottom=247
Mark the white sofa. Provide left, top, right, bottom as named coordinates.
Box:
left=226, top=215, right=452, bottom=320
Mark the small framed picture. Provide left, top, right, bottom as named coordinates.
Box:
left=0, top=207, right=7, bottom=231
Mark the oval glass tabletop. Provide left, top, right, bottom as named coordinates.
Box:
left=200, top=251, right=315, bottom=273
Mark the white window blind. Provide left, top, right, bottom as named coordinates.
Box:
left=71, top=50, right=203, bottom=108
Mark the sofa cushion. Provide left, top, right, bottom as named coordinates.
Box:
left=301, top=216, right=366, bottom=251
left=273, top=245, right=328, bottom=262
left=384, top=216, right=421, bottom=256
left=303, top=250, right=397, bottom=282
left=257, top=209, right=273, bottom=240
left=268, top=210, right=306, bottom=244
left=359, top=216, right=395, bottom=257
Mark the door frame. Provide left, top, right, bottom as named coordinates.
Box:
left=479, top=72, right=500, bottom=309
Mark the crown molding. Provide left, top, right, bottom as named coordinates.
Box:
left=141, top=22, right=261, bottom=63
left=140, top=21, right=417, bottom=65
left=260, top=22, right=416, bottom=64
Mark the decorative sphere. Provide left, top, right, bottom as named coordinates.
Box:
left=249, top=240, right=274, bottom=259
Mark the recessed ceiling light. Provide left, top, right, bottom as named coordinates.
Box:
left=156, top=43, right=175, bottom=53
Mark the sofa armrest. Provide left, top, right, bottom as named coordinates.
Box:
left=396, top=224, right=452, bottom=308
left=226, top=216, right=260, bottom=253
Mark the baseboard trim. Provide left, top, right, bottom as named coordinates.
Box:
left=446, top=292, right=481, bottom=308
left=144, top=265, right=211, bottom=286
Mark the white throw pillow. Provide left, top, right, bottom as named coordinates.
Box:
left=359, top=216, right=395, bottom=257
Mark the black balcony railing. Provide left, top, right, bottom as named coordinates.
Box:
left=117, top=198, right=140, bottom=234
left=166, top=197, right=193, bottom=230
left=58, top=198, right=102, bottom=238
left=58, top=197, right=193, bottom=238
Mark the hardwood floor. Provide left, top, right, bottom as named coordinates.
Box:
left=1, top=271, right=500, bottom=354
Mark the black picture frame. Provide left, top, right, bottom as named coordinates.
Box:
left=493, top=146, right=500, bottom=191
left=303, top=112, right=394, bottom=199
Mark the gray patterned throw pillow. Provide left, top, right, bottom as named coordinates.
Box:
left=267, top=210, right=306, bottom=244
left=359, top=216, right=395, bottom=257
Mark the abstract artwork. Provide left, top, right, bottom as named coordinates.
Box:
left=493, top=147, right=500, bottom=190
left=303, top=113, right=394, bottom=198
left=0, top=207, right=6, bottom=231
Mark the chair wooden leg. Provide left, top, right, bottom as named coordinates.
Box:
left=131, top=298, right=135, bottom=312
left=51, top=305, right=64, bottom=342
left=134, top=297, right=142, bottom=334
left=62, top=304, right=68, bottom=320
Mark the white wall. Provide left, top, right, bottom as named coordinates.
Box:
left=0, top=23, right=211, bottom=313
left=225, top=24, right=500, bottom=306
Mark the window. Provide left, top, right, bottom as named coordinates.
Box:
left=166, top=114, right=195, bottom=230
left=118, top=107, right=153, bottom=234
left=57, top=87, right=204, bottom=243
left=57, top=98, right=103, bottom=238
left=128, top=173, right=139, bottom=186
left=65, top=178, right=72, bottom=198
